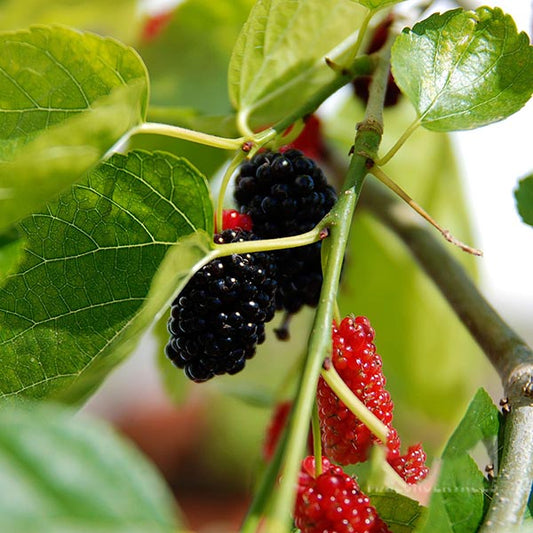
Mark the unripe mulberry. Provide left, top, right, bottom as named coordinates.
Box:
left=318, top=316, right=429, bottom=484
left=165, top=229, right=277, bottom=382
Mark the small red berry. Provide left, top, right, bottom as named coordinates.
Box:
left=294, top=456, right=392, bottom=533
left=216, top=209, right=253, bottom=232
left=141, top=11, right=173, bottom=42
left=318, top=316, right=429, bottom=484
left=388, top=443, right=429, bottom=484
left=282, top=115, right=327, bottom=161
left=263, top=401, right=292, bottom=461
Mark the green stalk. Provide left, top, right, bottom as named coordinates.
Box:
left=265, top=186, right=358, bottom=533
left=212, top=227, right=322, bottom=257
left=132, top=122, right=244, bottom=150
left=262, top=34, right=392, bottom=533
left=216, top=151, right=247, bottom=231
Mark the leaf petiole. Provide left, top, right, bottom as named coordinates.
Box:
left=369, top=165, right=482, bottom=256
left=216, top=151, right=247, bottom=231
left=132, top=122, right=245, bottom=150
left=212, top=227, right=322, bottom=257
left=375, top=117, right=421, bottom=166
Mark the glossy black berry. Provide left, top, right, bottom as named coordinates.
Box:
left=234, top=149, right=337, bottom=314
left=165, top=229, right=277, bottom=382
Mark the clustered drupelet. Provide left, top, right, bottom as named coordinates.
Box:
left=317, top=316, right=429, bottom=484
left=165, top=228, right=277, bottom=382
left=234, top=149, right=337, bottom=313
left=295, top=456, right=392, bottom=533
left=166, top=148, right=337, bottom=382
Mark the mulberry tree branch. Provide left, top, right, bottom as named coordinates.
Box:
left=359, top=178, right=533, bottom=532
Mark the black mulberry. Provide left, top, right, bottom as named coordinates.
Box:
left=165, top=229, right=277, bottom=382
left=234, top=149, right=337, bottom=314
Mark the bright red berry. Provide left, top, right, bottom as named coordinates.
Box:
left=388, top=443, right=429, bottom=484
left=294, top=456, right=392, bottom=533
left=317, top=316, right=395, bottom=464
left=216, top=209, right=253, bottom=232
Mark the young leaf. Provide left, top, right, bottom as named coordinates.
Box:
left=0, top=150, right=213, bottom=403
left=0, top=403, right=178, bottom=532
left=0, top=0, right=139, bottom=43
left=229, top=0, right=367, bottom=129
left=391, top=7, right=533, bottom=131
left=417, top=389, right=500, bottom=532
left=515, top=174, right=533, bottom=227
left=0, top=26, right=148, bottom=230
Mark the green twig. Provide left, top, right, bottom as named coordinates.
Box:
left=261, top=30, right=393, bottom=533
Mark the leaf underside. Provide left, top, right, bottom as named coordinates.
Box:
left=229, top=0, right=367, bottom=128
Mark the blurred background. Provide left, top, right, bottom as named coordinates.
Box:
left=3, top=0, right=531, bottom=530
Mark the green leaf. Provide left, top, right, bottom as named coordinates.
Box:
left=229, top=0, right=367, bottom=128
left=0, top=150, right=213, bottom=403
left=442, top=388, right=500, bottom=459
left=138, top=0, right=254, bottom=114
left=0, top=403, right=178, bottom=532
left=515, top=174, right=533, bottom=227
left=418, top=389, right=500, bottom=533
left=0, top=0, right=139, bottom=43
left=367, top=491, right=424, bottom=533
left=391, top=7, right=533, bottom=131
left=0, top=26, right=148, bottom=230
left=328, top=97, right=492, bottom=434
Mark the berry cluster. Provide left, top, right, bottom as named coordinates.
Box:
left=295, top=456, right=392, bottom=533
left=165, top=228, right=277, bottom=382
left=317, top=316, right=428, bottom=483
left=234, top=149, right=337, bottom=314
